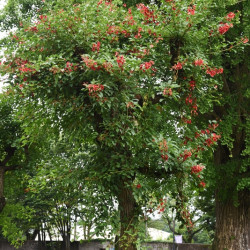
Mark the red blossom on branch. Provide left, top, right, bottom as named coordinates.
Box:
left=241, top=37, right=249, bottom=44
left=139, top=60, right=154, bottom=72
left=191, top=165, right=204, bottom=174
left=82, top=56, right=100, bottom=71
left=116, top=54, right=125, bottom=69
left=189, top=80, right=196, bottom=90
left=180, top=150, right=192, bottom=161
left=163, top=88, right=172, bottom=96
left=194, top=59, right=204, bottom=66
left=199, top=181, right=206, bottom=188
left=172, top=62, right=183, bottom=70
left=187, top=6, right=196, bottom=15
left=206, top=67, right=223, bottom=77
left=226, top=12, right=235, bottom=21
left=92, top=41, right=101, bottom=52
left=137, top=3, right=157, bottom=23
left=218, top=23, right=233, bottom=35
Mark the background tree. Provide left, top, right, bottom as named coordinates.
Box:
left=206, top=1, right=250, bottom=249
left=0, top=92, right=26, bottom=212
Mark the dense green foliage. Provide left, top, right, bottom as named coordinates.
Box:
left=0, top=0, right=248, bottom=249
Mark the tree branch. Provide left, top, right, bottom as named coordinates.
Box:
left=4, top=165, right=20, bottom=172
left=1, top=146, right=16, bottom=166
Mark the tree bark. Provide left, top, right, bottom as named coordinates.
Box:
left=212, top=140, right=250, bottom=250
left=116, top=178, right=140, bottom=250
left=213, top=190, right=250, bottom=250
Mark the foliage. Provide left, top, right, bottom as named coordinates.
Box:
left=0, top=0, right=248, bottom=248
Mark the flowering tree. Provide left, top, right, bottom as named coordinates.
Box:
left=0, top=0, right=248, bottom=249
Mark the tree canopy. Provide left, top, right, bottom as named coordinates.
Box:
left=0, top=0, right=249, bottom=249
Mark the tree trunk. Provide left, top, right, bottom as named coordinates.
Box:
left=0, top=168, right=5, bottom=213
left=116, top=178, right=140, bottom=250
left=213, top=190, right=250, bottom=250
left=212, top=142, right=250, bottom=250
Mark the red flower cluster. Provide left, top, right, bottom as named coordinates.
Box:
left=218, top=23, right=233, bottom=35
left=182, top=117, right=192, bottom=124
left=199, top=181, right=206, bottom=188
left=185, top=93, right=193, bottom=105
left=191, top=165, right=204, bottom=174
left=135, top=27, right=143, bottom=39
left=19, top=63, right=35, bottom=73
left=172, top=62, right=182, bottom=70
left=205, top=133, right=221, bottom=147
left=39, top=15, right=48, bottom=22
left=107, top=25, right=121, bottom=35
left=194, top=59, right=204, bottom=66
left=137, top=3, right=157, bottom=23
left=208, top=123, right=219, bottom=130
left=163, top=87, right=172, bottom=96
left=189, top=80, right=196, bottom=90
left=159, top=139, right=168, bottom=161
left=180, top=150, right=192, bottom=162
left=226, top=12, right=235, bottom=21
left=157, top=198, right=167, bottom=213
left=206, top=67, right=223, bottom=77
left=82, top=56, right=100, bottom=70
left=187, top=5, right=196, bottom=15
left=92, top=41, right=101, bottom=52
left=87, top=84, right=104, bottom=93
left=102, top=61, right=113, bottom=72
left=241, top=37, right=249, bottom=44
left=185, top=91, right=198, bottom=116
left=125, top=14, right=136, bottom=26
left=65, top=62, right=78, bottom=73
left=211, top=133, right=221, bottom=142
left=25, top=26, right=38, bottom=33
left=116, top=54, right=125, bottom=69
left=86, top=83, right=105, bottom=100
left=140, top=60, right=154, bottom=72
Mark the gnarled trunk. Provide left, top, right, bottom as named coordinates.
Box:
left=116, top=178, right=140, bottom=250
left=213, top=190, right=249, bottom=250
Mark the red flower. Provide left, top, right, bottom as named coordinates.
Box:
left=211, top=133, right=221, bottom=142
left=195, top=132, right=200, bottom=138
left=206, top=67, right=223, bottom=77
left=241, top=37, right=249, bottom=44
left=172, top=62, right=182, bottom=70
left=116, top=54, right=125, bottom=69
left=194, top=59, right=204, bottom=66
left=161, top=154, right=169, bottom=161
left=180, top=150, right=192, bottom=161
left=205, top=138, right=213, bottom=146
left=85, top=84, right=105, bottom=99
left=187, top=6, right=196, bottom=15
left=191, top=165, right=204, bottom=174
left=218, top=23, right=233, bottom=35
left=199, top=181, right=206, bottom=188
left=163, top=88, right=172, bottom=96
left=226, top=12, right=235, bottom=21
left=185, top=94, right=193, bottom=105
left=189, top=80, right=196, bottom=90
left=140, top=60, right=154, bottom=72
left=136, top=184, right=141, bottom=189
left=92, top=41, right=101, bottom=52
